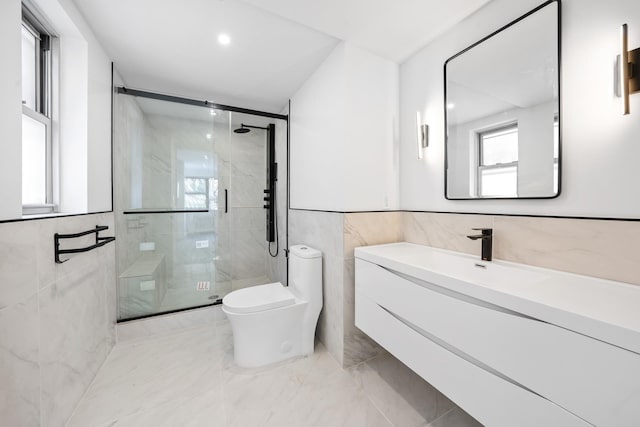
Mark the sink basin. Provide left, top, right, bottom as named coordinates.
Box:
left=355, top=242, right=640, bottom=356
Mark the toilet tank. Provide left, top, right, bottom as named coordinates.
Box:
left=289, top=245, right=322, bottom=307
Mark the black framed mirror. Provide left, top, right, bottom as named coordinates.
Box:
left=444, top=0, right=561, bottom=200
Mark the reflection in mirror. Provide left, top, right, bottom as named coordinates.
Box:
left=445, top=0, right=560, bottom=199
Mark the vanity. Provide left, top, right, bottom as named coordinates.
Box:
left=355, top=243, right=640, bottom=427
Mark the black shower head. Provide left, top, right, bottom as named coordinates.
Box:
left=234, top=125, right=251, bottom=134
left=234, top=123, right=269, bottom=134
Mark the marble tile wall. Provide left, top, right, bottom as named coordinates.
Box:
left=343, top=212, right=402, bottom=366
left=288, top=209, right=345, bottom=365
left=0, top=212, right=117, bottom=426
left=229, top=121, right=269, bottom=285
left=403, top=212, right=640, bottom=286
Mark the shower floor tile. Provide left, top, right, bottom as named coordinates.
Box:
left=66, top=316, right=478, bottom=427
left=156, top=276, right=273, bottom=312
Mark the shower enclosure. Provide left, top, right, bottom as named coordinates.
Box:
left=113, top=88, right=287, bottom=321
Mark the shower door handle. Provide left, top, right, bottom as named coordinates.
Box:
left=224, top=189, right=228, bottom=213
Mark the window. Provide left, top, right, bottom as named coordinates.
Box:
left=477, top=123, right=518, bottom=197
left=184, top=177, right=218, bottom=210
left=21, top=5, right=54, bottom=214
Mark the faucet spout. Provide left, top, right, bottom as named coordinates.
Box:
left=466, top=228, right=492, bottom=261
left=466, top=234, right=485, bottom=240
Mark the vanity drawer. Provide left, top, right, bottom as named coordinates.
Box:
left=356, top=259, right=640, bottom=427
left=356, top=291, right=590, bottom=427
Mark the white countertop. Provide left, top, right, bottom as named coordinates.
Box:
left=355, top=242, right=640, bottom=354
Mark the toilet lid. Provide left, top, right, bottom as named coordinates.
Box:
left=222, top=282, right=296, bottom=314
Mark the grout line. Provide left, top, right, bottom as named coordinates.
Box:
left=340, top=354, right=395, bottom=427
left=363, top=391, right=396, bottom=427
left=64, top=338, right=118, bottom=427
left=345, top=350, right=387, bottom=371
left=426, top=407, right=457, bottom=427
left=38, top=275, right=43, bottom=427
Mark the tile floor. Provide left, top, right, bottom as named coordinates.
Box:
left=66, top=316, right=482, bottom=427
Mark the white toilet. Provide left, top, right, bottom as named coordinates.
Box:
left=222, top=245, right=322, bottom=368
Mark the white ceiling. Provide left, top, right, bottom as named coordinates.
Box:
left=73, top=0, right=490, bottom=113
left=240, top=0, right=491, bottom=63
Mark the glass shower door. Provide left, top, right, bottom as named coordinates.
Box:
left=114, top=93, right=231, bottom=320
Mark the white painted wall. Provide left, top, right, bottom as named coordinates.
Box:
left=290, top=43, right=347, bottom=211
left=54, top=0, right=113, bottom=213
left=0, top=0, right=24, bottom=220
left=343, top=44, right=399, bottom=210
left=58, top=35, right=89, bottom=213
left=290, top=42, right=398, bottom=211
left=0, top=0, right=113, bottom=220
left=400, top=0, right=640, bottom=219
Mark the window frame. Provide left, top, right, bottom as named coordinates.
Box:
left=21, top=4, right=55, bottom=215
left=476, top=122, right=519, bottom=198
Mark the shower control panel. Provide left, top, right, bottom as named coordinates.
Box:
left=263, top=189, right=271, bottom=208
left=265, top=124, right=276, bottom=243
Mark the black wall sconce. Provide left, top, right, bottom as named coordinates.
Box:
left=618, top=24, right=640, bottom=115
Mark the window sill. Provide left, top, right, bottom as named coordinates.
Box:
left=22, top=204, right=57, bottom=218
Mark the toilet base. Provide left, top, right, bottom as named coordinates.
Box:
left=223, top=301, right=312, bottom=368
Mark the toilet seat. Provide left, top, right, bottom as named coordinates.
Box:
left=222, top=282, right=296, bottom=314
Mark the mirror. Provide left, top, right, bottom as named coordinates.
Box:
left=445, top=0, right=560, bottom=200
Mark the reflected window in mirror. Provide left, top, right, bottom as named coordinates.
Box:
left=445, top=0, right=560, bottom=200
left=478, top=123, right=518, bottom=197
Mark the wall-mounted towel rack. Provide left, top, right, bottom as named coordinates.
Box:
left=54, top=225, right=116, bottom=264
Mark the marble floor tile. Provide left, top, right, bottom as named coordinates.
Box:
left=39, top=263, right=112, bottom=427
left=158, top=287, right=220, bottom=311
left=116, top=306, right=220, bottom=342
left=67, top=317, right=472, bottom=427
left=67, top=325, right=223, bottom=426
left=262, top=368, right=392, bottom=427
left=427, top=407, right=483, bottom=427
left=348, top=353, right=455, bottom=427
left=94, top=386, right=226, bottom=427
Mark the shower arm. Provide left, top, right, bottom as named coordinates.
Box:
left=240, top=124, right=269, bottom=130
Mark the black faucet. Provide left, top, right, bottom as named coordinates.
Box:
left=466, top=228, right=492, bottom=261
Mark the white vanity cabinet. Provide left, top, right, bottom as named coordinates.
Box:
left=355, top=243, right=640, bottom=427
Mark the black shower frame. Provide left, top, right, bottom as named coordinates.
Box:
left=115, top=86, right=290, bottom=323
left=116, top=87, right=288, bottom=120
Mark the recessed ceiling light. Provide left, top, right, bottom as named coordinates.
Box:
left=206, top=133, right=212, bottom=139
left=218, top=34, right=231, bottom=46
left=447, top=103, right=455, bottom=109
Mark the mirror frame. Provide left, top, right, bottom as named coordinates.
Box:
left=443, top=0, right=562, bottom=200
